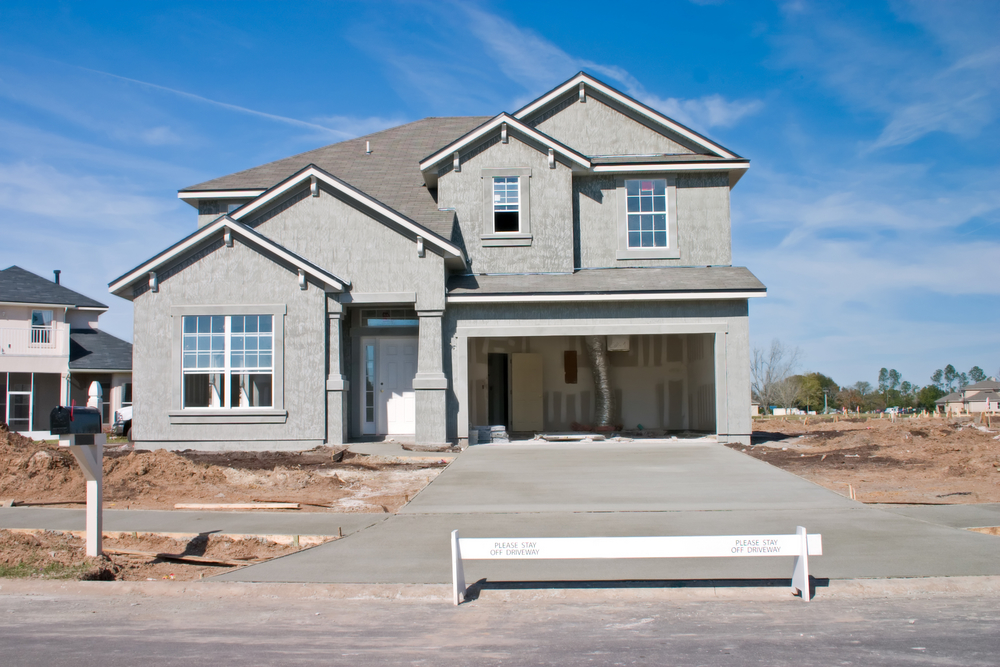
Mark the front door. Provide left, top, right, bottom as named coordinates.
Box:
left=361, top=337, right=417, bottom=436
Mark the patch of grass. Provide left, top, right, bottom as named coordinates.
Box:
left=0, top=557, right=99, bottom=580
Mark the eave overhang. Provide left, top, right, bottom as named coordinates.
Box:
left=177, top=189, right=267, bottom=209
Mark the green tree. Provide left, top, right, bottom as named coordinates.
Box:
left=794, top=372, right=839, bottom=412
left=917, top=385, right=945, bottom=411
left=969, top=366, right=986, bottom=383
left=943, top=364, right=959, bottom=392
left=930, top=369, right=944, bottom=389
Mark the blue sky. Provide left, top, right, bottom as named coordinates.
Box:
left=0, top=0, right=997, bottom=389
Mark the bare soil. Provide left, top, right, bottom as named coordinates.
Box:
left=0, top=425, right=446, bottom=513
left=732, top=416, right=1000, bottom=504
left=0, top=528, right=309, bottom=581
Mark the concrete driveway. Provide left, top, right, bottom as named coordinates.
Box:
left=215, top=442, right=1000, bottom=585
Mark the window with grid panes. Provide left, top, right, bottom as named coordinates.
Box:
left=625, top=179, right=668, bottom=248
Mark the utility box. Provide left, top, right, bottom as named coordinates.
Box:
left=50, top=406, right=103, bottom=436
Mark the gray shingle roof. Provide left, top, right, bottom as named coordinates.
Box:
left=447, top=266, right=766, bottom=296
left=935, top=392, right=962, bottom=403
left=69, top=329, right=132, bottom=371
left=182, top=117, right=490, bottom=239
left=964, top=380, right=1000, bottom=392
left=0, top=266, right=107, bottom=309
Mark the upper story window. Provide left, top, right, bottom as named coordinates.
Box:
left=481, top=167, right=532, bottom=247
left=616, top=175, right=679, bottom=260
left=30, top=310, right=53, bottom=346
left=626, top=179, right=668, bottom=249
left=181, top=314, right=273, bottom=409
left=362, top=309, right=418, bottom=327
left=492, top=177, right=520, bottom=232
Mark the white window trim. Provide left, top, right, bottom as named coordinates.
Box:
left=481, top=167, right=532, bottom=246
left=616, top=176, right=679, bottom=260
left=169, top=304, right=286, bottom=424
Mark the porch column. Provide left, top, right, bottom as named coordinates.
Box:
left=414, top=309, right=448, bottom=445
left=326, top=298, right=348, bottom=445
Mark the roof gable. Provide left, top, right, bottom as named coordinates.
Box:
left=513, top=72, right=740, bottom=160
left=0, top=266, right=107, bottom=310
left=109, top=217, right=349, bottom=298
left=419, top=113, right=591, bottom=183
left=229, top=165, right=466, bottom=262
left=69, top=328, right=132, bottom=371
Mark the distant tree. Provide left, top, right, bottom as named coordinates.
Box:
left=958, top=372, right=969, bottom=389
left=878, top=368, right=902, bottom=407
left=900, top=381, right=912, bottom=395
left=917, top=385, right=945, bottom=411
left=774, top=376, right=803, bottom=410
left=750, top=339, right=801, bottom=413
left=930, top=369, right=944, bottom=389
left=969, top=366, right=986, bottom=383
left=794, top=372, right=839, bottom=412
left=943, top=364, right=959, bottom=392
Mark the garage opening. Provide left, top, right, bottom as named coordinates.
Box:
left=467, top=334, right=716, bottom=436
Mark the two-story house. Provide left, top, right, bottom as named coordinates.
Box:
left=1, top=266, right=133, bottom=436
left=109, top=73, right=764, bottom=451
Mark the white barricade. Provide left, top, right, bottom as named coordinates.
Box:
left=451, top=527, right=822, bottom=605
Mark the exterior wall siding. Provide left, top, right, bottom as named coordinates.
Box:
left=573, top=173, right=732, bottom=268
left=530, top=93, right=698, bottom=156
left=131, top=239, right=327, bottom=449
left=437, top=136, right=575, bottom=274
left=245, top=186, right=446, bottom=310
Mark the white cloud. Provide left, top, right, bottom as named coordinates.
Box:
left=771, top=1, right=1000, bottom=150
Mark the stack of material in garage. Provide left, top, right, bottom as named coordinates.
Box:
left=488, top=425, right=509, bottom=443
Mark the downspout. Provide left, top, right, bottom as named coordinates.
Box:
left=584, top=335, right=616, bottom=430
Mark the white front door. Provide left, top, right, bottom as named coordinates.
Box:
left=379, top=338, right=417, bottom=435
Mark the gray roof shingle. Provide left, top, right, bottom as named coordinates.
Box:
left=182, top=117, right=491, bottom=239
left=0, top=266, right=107, bottom=309
left=69, top=329, right=132, bottom=371
left=447, top=266, right=766, bottom=296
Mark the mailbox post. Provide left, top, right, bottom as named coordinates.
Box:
left=50, top=381, right=105, bottom=557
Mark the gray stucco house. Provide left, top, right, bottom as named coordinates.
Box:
left=110, top=73, right=764, bottom=450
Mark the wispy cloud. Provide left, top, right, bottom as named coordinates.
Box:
left=771, top=1, right=1000, bottom=150
left=456, top=5, right=764, bottom=131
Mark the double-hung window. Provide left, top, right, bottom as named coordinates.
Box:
left=616, top=176, right=678, bottom=259
left=182, top=314, right=273, bottom=409
left=492, top=176, right=520, bottom=232
left=481, top=167, right=532, bottom=246
left=626, top=179, right=667, bottom=248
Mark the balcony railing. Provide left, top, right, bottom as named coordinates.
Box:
left=0, top=326, right=61, bottom=356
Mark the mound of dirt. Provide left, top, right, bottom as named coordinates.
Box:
left=0, top=427, right=444, bottom=512
left=735, top=416, right=1000, bottom=503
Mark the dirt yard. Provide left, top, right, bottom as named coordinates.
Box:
left=0, top=528, right=312, bottom=581
left=734, top=416, right=1000, bottom=504
left=0, top=426, right=447, bottom=513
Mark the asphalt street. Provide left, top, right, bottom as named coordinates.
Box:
left=2, top=587, right=998, bottom=666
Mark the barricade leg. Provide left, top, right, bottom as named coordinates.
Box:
left=791, top=525, right=810, bottom=601
left=451, top=530, right=466, bottom=605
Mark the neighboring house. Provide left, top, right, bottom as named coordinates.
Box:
left=109, top=73, right=765, bottom=450
left=1, top=266, right=132, bottom=436
left=936, top=379, right=1000, bottom=414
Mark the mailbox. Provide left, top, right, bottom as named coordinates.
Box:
left=50, top=406, right=103, bottom=435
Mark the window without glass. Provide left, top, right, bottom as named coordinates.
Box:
left=30, top=310, right=53, bottom=346
left=625, top=179, right=668, bottom=249
left=492, top=176, right=520, bottom=232
left=181, top=314, right=273, bottom=409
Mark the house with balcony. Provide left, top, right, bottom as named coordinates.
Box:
left=1, top=266, right=132, bottom=436
left=936, top=379, right=1000, bottom=415
left=110, top=73, right=764, bottom=451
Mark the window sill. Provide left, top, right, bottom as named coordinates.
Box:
left=616, top=247, right=681, bottom=260
left=481, top=233, right=533, bottom=247
left=168, top=409, right=287, bottom=425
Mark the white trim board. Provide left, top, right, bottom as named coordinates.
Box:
left=591, top=161, right=749, bottom=173
left=447, top=291, right=766, bottom=304
left=108, top=217, right=348, bottom=296
left=419, top=114, right=591, bottom=173
left=513, top=72, right=740, bottom=160
left=178, top=190, right=266, bottom=200
left=229, top=165, right=466, bottom=261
